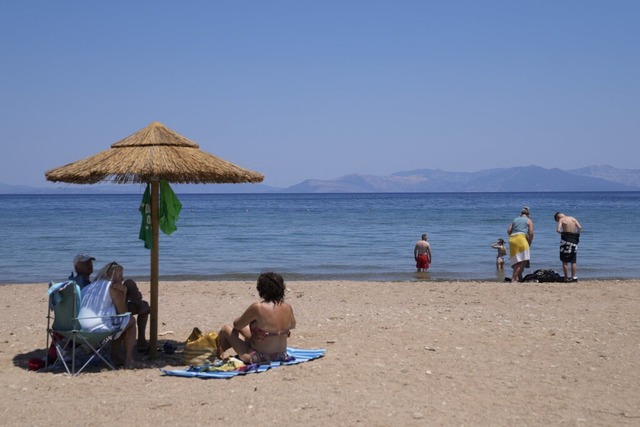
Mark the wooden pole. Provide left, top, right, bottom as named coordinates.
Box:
left=149, top=179, right=159, bottom=359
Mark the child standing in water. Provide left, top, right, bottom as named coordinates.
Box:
left=491, top=238, right=507, bottom=270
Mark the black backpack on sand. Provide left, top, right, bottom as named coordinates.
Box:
left=521, top=269, right=564, bottom=283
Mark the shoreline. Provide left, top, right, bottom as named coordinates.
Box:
left=2, top=279, right=639, bottom=426
left=4, top=274, right=639, bottom=286
left=5, top=268, right=640, bottom=286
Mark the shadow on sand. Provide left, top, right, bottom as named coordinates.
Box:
left=13, top=339, right=187, bottom=374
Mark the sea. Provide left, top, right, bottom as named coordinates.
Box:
left=1, top=192, right=639, bottom=284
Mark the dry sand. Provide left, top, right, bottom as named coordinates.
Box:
left=2, top=279, right=639, bottom=426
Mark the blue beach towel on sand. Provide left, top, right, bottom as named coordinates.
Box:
left=161, top=347, right=325, bottom=379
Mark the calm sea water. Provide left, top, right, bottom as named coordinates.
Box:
left=1, top=192, right=638, bottom=284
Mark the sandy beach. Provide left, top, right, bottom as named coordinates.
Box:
left=2, top=279, right=639, bottom=426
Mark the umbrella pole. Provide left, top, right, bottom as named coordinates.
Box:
left=149, top=179, right=159, bottom=359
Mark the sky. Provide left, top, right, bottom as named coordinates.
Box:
left=1, top=1, right=638, bottom=188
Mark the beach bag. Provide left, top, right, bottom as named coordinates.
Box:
left=522, top=269, right=563, bottom=283
left=183, top=327, right=218, bottom=365
left=535, top=269, right=563, bottom=282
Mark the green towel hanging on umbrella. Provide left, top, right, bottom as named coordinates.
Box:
left=159, top=180, right=182, bottom=235
left=139, top=181, right=182, bottom=249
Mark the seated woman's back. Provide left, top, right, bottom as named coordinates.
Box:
left=249, top=301, right=295, bottom=353
left=218, top=272, right=297, bottom=364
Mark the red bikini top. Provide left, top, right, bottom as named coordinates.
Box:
left=250, top=320, right=290, bottom=341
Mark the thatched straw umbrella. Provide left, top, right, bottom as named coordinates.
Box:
left=46, top=121, right=264, bottom=357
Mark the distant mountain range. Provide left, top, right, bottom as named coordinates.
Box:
left=283, top=165, right=640, bottom=193
left=2, top=165, right=639, bottom=194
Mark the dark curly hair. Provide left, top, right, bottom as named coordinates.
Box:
left=256, top=272, right=286, bottom=304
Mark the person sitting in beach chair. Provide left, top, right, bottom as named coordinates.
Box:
left=217, top=272, right=296, bottom=364
left=69, top=253, right=95, bottom=289
left=85, top=261, right=138, bottom=368
left=93, top=261, right=151, bottom=352
left=47, top=266, right=136, bottom=373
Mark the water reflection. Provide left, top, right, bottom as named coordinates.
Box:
left=414, top=271, right=431, bottom=281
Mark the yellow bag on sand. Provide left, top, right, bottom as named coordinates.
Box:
left=183, top=327, right=218, bottom=365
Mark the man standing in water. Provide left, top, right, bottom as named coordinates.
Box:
left=414, top=233, right=432, bottom=272
left=554, top=212, right=583, bottom=282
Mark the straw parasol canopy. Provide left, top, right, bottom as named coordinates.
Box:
left=45, top=121, right=264, bottom=185
left=45, top=121, right=264, bottom=358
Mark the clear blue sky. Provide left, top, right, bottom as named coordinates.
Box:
left=1, top=1, right=638, bottom=188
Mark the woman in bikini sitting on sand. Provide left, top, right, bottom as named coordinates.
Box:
left=217, top=272, right=296, bottom=364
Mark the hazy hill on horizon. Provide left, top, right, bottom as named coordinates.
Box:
left=1, top=165, right=639, bottom=194
left=285, top=165, right=640, bottom=193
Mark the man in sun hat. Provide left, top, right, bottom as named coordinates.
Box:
left=70, top=253, right=95, bottom=289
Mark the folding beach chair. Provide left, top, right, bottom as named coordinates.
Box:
left=46, top=280, right=130, bottom=375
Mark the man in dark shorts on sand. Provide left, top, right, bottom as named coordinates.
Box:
left=554, top=212, right=583, bottom=282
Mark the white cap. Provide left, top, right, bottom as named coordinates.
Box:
left=73, top=253, right=95, bottom=265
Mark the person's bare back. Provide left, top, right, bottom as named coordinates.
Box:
left=415, top=239, right=430, bottom=255
left=414, top=234, right=431, bottom=258
left=414, top=234, right=432, bottom=272
left=556, top=214, right=582, bottom=234
left=554, top=212, right=583, bottom=281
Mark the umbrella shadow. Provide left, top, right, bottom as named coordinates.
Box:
left=13, top=339, right=187, bottom=374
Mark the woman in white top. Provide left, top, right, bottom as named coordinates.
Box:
left=81, top=262, right=137, bottom=368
